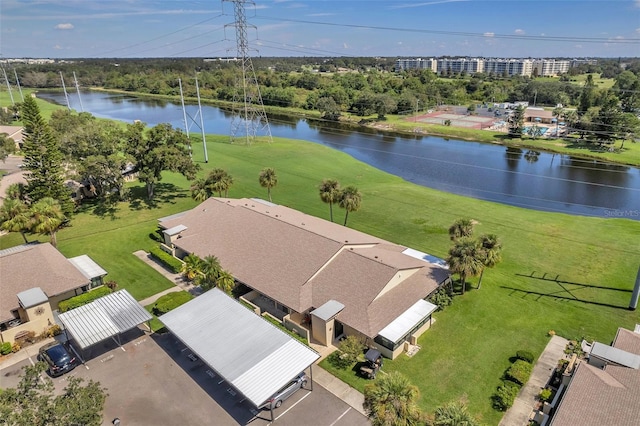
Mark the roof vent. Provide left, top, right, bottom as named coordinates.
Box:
left=374, top=256, right=378, bottom=259
left=301, top=222, right=305, bottom=226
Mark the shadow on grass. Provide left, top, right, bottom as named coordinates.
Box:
left=504, top=271, right=630, bottom=309
left=74, top=198, right=120, bottom=220
left=128, top=183, right=188, bottom=210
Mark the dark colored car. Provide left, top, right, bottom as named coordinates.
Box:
left=38, top=342, right=77, bottom=377
left=262, top=373, right=307, bottom=410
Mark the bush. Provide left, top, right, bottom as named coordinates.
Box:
left=11, top=343, right=21, bottom=353
left=327, top=350, right=354, bottom=370
left=1, top=342, right=12, bottom=355
left=539, top=388, right=553, bottom=402
left=429, top=287, right=453, bottom=311
left=58, top=286, right=112, bottom=312
left=516, top=350, right=535, bottom=363
left=493, top=380, right=521, bottom=411
left=506, top=360, right=533, bottom=385
left=149, top=246, right=183, bottom=274
left=339, top=336, right=365, bottom=364
left=152, top=292, right=194, bottom=316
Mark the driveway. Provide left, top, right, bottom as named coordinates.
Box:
left=0, top=154, right=26, bottom=201
left=0, top=329, right=370, bottom=426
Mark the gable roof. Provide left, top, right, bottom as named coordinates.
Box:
left=160, top=198, right=449, bottom=338
left=0, top=243, right=92, bottom=322
left=552, top=328, right=640, bottom=425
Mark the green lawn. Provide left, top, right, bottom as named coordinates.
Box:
left=2, top=91, right=640, bottom=424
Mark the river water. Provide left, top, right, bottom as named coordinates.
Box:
left=38, top=90, right=640, bottom=220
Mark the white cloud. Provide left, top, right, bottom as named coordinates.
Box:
left=53, top=44, right=62, bottom=49
left=55, top=23, right=74, bottom=30
left=575, top=44, right=583, bottom=49
left=390, top=0, right=469, bottom=9
left=514, top=29, right=525, bottom=35
left=636, top=28, right=640, bottom=34
left=306, top=13, right=336, bottom=17
left=343, top=43, right=349, bottom=49
left=483, top=32, right=495, bottom=38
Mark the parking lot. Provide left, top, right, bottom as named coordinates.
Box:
left=0, top=329, right=369, bottom=425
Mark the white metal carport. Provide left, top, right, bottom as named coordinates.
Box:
left=159, top=288, right=320, bottom=420
left=58, top=289, right=152, bottom=356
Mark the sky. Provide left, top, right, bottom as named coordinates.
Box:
left=1, top=0, right=639, bottom=59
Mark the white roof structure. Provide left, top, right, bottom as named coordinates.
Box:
left=68, top=255, right=107, bottom=280
left=590, top=342, right=640, bottom=369
left=160, top=288, right=320, bottom=408
left=163, top=224, right=188, bottom=236
left=17, top=287, right=48, bottom=308
left=378, top=299, right=438, bottom=342
left=311, top=300, right=344, bottom=321
left=59, top=289, right=152, bottom=349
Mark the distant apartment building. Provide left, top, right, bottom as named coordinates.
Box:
left=396, top=57, right=582, bottom=77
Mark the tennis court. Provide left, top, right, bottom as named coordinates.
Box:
left=410, top=111, right=496, bottom=129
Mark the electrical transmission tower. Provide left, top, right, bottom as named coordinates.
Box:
left=224, top=0, right=272, bottom=144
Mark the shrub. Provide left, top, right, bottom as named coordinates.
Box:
left=327, top=350, right=354, bottom=370
left=1, top=342, right=12, bottom=355
left=506, top=360, right=533, bottom=385
left=11, top=342, right=21, bottom=353
left=339, top=336, right=365, bottom=363
left=58, top=286, right=112, bottom=312
left=105, top=280, right=118, bottom=291
left=493, top=380, right=521, bottom=411
left=516, top=350, right=535, bottom=364
left=47, top=324, right=62, bottom=337
left=539, top=388, right=553, bottom=402
left=152, top=292, right=194, bottom=316
left=429, top=287, right=453, bottom=311
left=149, top=246, right=183, bottom=274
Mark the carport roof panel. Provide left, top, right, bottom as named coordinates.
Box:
left=59, top=289, right=152, bottom=349
left=378, top=299, right=437, bottom=342
left=160, top=289, right=319, bottom=408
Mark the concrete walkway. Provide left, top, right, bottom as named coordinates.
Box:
left=499, top=335, right=568, bottom=426
left=133, top=250, right=200, bottom=306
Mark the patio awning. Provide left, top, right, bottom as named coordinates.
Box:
left=58, top=289, right=152, bottom=349
left=163, top=224, right=187, bottom=236
left=377, top=299, right=438, bottom=343
left=160, top=288, right=319, bottom=408
left=311, top=300, right=344, bottom=321
left=68, top=255, right=107, bottom=280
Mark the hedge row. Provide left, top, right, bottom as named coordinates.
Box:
left=149, top=246, right=183, bottom=274
left=58, top=286, right=112, bottom=312
left=152, top=292, right=194, bottom=316
left=492, top=350, right=535, bottom=411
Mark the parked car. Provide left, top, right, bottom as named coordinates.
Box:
left=262, top=372, right=307, bottom=409
left=38, top=342, right=77, bottom=377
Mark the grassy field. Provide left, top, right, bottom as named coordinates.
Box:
left=2, top=90, right=640, bottom=424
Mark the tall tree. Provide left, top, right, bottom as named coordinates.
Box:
left=507, top=105, right=525, bottom=138
left=29, top=197, right=66, bottom=247
left=258, top=167, right=278, bottom=202
left=446, top=237, right=484, bottom=294
left=0, top=198, right=32, bottom=243
left=0, top=132, right=16, bottom=162
left=363, top=371, right=423, bottom=426
left=318, top=179, right=341, bottom=222
left=181, top=253, right=204, bottom=282
left=433, top=401, right=479, bottom=426
left=20, top=96, right=73, bottom=215
left=126, top=122, right=198, bottom=200
left=477, top=234, right=503, bottom=289
left=216, top=270, right=236, bottom=294
left=448, top=218, right=474, bottom=241
left=338, top=185, right=362, bottom=226
left=196, top=255, right=222, bottom=291
left=594, top=94, right=623, bottom=144
left=578, top=74, right=597, bottom=114
left=190, top=168, right=234, bottom=200
left=552, top=106, right=563, bottom=137
left=0, top=363, right=107, bottom=426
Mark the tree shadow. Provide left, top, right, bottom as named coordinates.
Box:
left=128, top=183, right=189, bottom=211
left=74, top=198, right=120, bottom=220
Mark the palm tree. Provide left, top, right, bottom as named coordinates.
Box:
left=209, top=169, right=233, bottom=197
left=190, top=179, right=209, bottom=202
left=477, top=234, right=503, bottom=289
left=363, top=371, right=423, bottom=426
left=5, top=183, right=28, bottom=202
left=0, top=198, right=32, bottom=243
left=258, top=167, right=278, bottom=202
left=216, top=270, right=236, bottom=294
left=181, top=253, right=203, bottom=282
left=197, top=255, right=222, bottom=291
left=338, top=185, right=362, bottom=226
left=434, top=401, right=479, bottom=426
left=448, top=218, right=474, bottom=241
left=318, top=179, right=340, bottom=222
left=446, top=237, right=484, bottom=294
left=29, top=197, right=66, bottom=247
left=552, top=106, right=563, bottom=138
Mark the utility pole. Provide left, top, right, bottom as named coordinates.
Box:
left=60, top=72, right=71, bottom=111
left=73, top=72, right=84, bottom=112
left=2, top=68, right=15, bottom=105
left=224, top=0, right=272, bottom=144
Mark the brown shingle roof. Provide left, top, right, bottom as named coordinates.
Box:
left=0, top=243, right=90, bottom=322
left=162, top=198, right=449, bottom=337
left=552, top=328, right=640, bottom=425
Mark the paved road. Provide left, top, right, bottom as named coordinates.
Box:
left=0, top=154, right=26, bottom=201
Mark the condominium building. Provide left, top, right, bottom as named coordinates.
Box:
left=396, top=57, right=581, bottom=77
